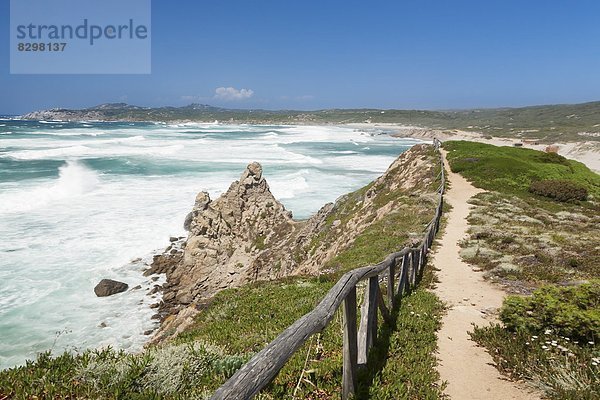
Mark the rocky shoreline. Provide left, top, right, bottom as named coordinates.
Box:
left=136, top=144, right=439, bottom=343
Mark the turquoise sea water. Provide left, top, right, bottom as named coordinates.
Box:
left=0, top=119, right=422, bottom=368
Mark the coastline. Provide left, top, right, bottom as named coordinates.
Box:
left=344, top=122, right=600, bottom=173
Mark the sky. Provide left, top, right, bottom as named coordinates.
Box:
left=2, top=0, right=600, bottom=114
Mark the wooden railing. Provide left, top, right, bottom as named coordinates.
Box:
left=211, top=139, right=445, bottom=400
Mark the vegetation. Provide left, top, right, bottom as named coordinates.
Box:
left=445, top=141, right=600, bottom=284
left=471, top=282, right=600, bottom=399
left=443, top=141, right=600, bottom=198
left=500, top=282, right=600, bottom=343
left=311, top=145, right=441, bottom=274
left=0, top=342, right=246, bottom=400
left=0, top=251, right=445, bottom=400
left=444, top=141, right=600, bottom=399
left=529, top=179, right=588, bottom=202
left=359, top=269, right=446, bottom=399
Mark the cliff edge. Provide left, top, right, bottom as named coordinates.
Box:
left=147, top=144, right=439, bottom=342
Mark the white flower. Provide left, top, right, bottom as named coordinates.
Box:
left=545, top=329, right=552, bottom=335
left=542, top=345, right=549, bottom=350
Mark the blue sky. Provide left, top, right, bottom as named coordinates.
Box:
left=2, top=0, right=600, bottom=114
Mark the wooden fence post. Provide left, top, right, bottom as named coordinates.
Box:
left=343, top=286, right=358, bottom=399
left=411, top=250, right=420, bottom=285
left=397, top=253, right=409, bottom=296
left=388, top=261, right=395, bottom=309
left=358, top=276, right=378, bottom=366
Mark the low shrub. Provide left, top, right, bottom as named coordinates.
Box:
left=470, top=325, right=600, bottom=399
left=529, top=179, right=588, bottom=202
left=499, top=281, right=600, bottom=342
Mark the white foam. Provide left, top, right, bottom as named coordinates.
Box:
left=0, top=161, right=100, bottom=213
left=0, top=122, right=419, bottom=369
left=5, top=143, right=182, bottom=160
left=269, top=169, right=311, bottom=199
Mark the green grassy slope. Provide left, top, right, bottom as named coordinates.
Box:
left=443, top=140, right=600, bottom=198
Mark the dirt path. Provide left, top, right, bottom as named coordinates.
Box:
left=431, top=151, right=540, bottom=400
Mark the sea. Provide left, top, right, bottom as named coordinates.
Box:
left=0, top=118, right=422, bottom=369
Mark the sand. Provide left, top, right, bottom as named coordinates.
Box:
left=428, top=151, right=541, bottom=400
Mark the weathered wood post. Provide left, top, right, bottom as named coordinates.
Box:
left=387, top=261, right=395, bottom=308
left=343, top=286, right=358, bottom=399
left=358, top=276, right=378, bottom=365
left=397, top=253, right=409, bottom=296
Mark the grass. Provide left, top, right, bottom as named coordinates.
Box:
left=358, top=268, right=446, bottom=400
left=443, top=141, right=600, bottom=198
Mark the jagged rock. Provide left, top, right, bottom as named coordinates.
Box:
left=94, top=279, right=128, bottom=297
left=148, top=145, right=440, bottom=342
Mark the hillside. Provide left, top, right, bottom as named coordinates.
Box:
left=0, top=144, right=446, bottom=399
left=20, top=101, right=600, bottom=142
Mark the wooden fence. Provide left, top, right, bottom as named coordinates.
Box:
left=211, top=139, right=445, bottom=400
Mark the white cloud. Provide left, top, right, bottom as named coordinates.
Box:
left=214, top=87, right=254, bottom=101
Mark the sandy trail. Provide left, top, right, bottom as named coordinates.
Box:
left=431, top=151, right=540, bottom=400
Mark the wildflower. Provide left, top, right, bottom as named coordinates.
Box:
left=532, top=336, right=538, bottom=339
left=525, top=342, right=530, bottom=345
left=542, top=345, right=549, bottom=350
left=544, top=329, right=552, bottom=335
left=588, top=341, right=595, bottom=345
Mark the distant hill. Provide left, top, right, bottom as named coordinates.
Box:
left=20, top=101, right=600, bottom=142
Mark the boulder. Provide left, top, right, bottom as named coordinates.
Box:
left=94, top=279, right=129, bottom=297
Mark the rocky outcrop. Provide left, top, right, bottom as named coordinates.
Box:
left=94, top=279, right=129, bottom=297
left=147, top=162, right=305, bottom=319
left=147, top=144, right=439, bottom=340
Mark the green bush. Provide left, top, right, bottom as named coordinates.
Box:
left=529, top=179, right=588, bottom=202
left=500, top=281, right=600, bottom=342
